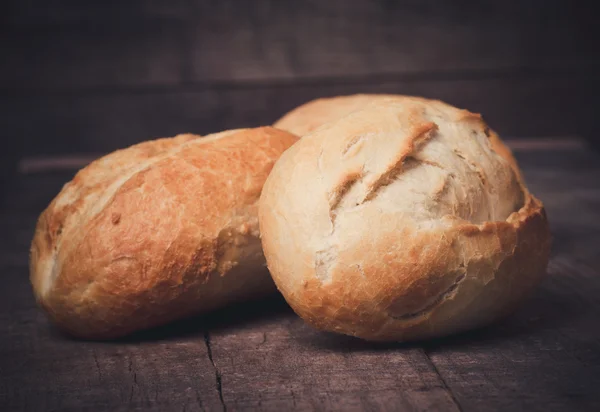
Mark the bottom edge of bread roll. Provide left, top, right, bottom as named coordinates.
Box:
left=274, top=195, right=550, bottom=343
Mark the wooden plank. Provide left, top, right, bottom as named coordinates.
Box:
left=189, top=0, right=598, bottom=82
left=0, top=267, right=223, bottom=412
left=2, top=72, right=597, bottom=156
left=0, top=21, right=186, bottom=90
left=424, top=257, right=600, bottom=412
left=0, top=155, right=18, bottom=207
left=2, top=0, right=597, bottom=90
left=3, top=1, right=189, bottom=26
left=515, top=150, right=600, bottom=174
left=17, top=155, right=100, bottom=174
left=203, top=298, right=460, bottom=411
left=0, top=214, right=36, bottom=266
left=506, top=138, right=586, bottom=151
left=0, top=311, right=224, bottom=411
left=0, top=172, right=75, bottom=214
left=514, top=150, right=600, bottom=267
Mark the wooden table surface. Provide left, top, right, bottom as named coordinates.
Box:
left=1, top=142, right=600, bottom=412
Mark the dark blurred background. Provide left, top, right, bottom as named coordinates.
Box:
left=1, top=0, right=599, bottom=182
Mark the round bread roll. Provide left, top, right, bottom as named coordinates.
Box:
left=260, top=97, right=550, bottom=342
left=274, top=94, right=520, bottom=177
left=30, top=127, right=298, bottom=339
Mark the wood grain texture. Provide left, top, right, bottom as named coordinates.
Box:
left=2, top=72, right=596, bottom=156
left=515, top=150, right=600, bottom=267
left=204, top=305, right=460, bottom=411
left=189, top=0, right=597, bottom=83
left=1, top=0, right=596, bottom=90
left=2, top=0, right=598, bottom=158
left=0, top=313, right=223, bottom=411
left=1, top=149, right=600, bottom=411
left=424, top=258, right=600, bottom=412
left=0, top=267, right=223, bottom=412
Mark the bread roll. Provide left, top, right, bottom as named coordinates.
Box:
left=274, top=94, right=521, bottom=176
left=260, top=97, right=550, bottom=342
left=30, top=127, right=298, bottom=339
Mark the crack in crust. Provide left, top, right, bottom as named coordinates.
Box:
left=361, top=123, right=437, bottom=204
left=453, top=149, right=487, bottom=188
left=327, top=172, right=362, bottom=223
left=328, top=123, right=439, bottom=218
left=342, top=135, right=366, bottom=155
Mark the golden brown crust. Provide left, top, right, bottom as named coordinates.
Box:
left=261, top=97, right=550, bottom=342
left=30, top=127, right=298, bottom=339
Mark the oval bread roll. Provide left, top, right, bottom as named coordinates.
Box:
left=260, top=97, right=550, bottom=342
left=30, top=127, right=298, bottom=339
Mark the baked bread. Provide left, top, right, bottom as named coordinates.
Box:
left=260, top=97, right=550, bottom=342
left=30, top=127, right=298, bottom=339
left=274, top=94, right=520, bottom=177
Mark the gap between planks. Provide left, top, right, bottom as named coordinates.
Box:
left=422, top=348, right=465, bottom=412
left=203, top=331, right=227, bottom=412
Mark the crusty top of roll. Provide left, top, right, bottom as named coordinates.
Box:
left=30, top=127, right=298, bottom=338
left=278, top=96, right=524, bottom=224
left=260, top=97, right=550, bottom=341
left=274, top=93, right=521, bottom=180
